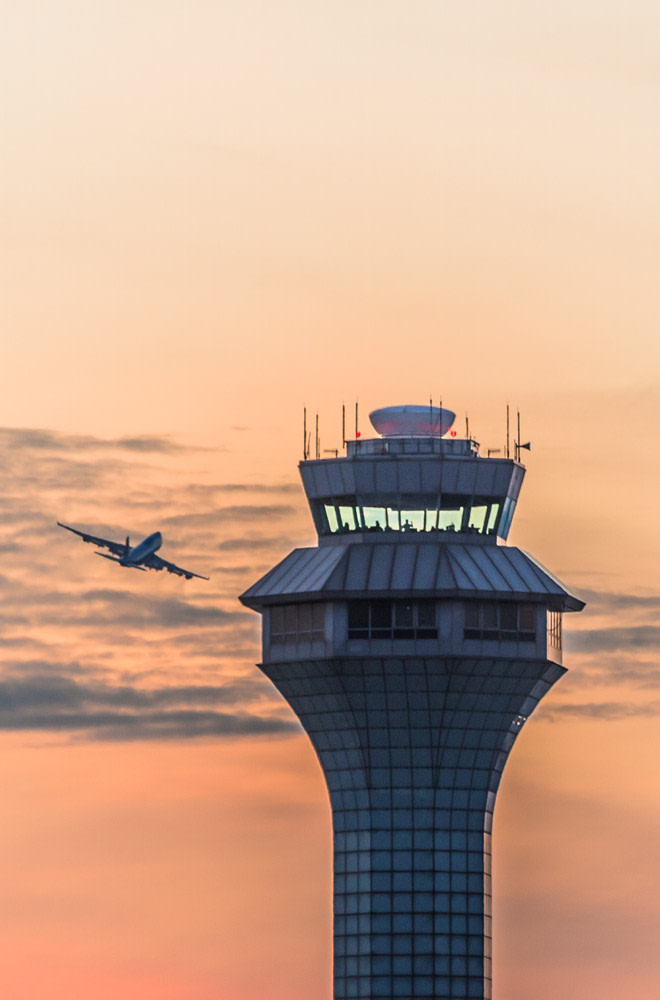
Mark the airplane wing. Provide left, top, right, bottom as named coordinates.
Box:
left=57, top=521, right=127, bottom=558
left=143, top=551, right=209, bottom=581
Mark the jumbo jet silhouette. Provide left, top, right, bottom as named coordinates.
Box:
left=57, top=522, right=209, bottom=580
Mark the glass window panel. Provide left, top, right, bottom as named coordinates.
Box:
left=464, top=604, right=479, bottom=628
left=401, top=510, right=424, bottom=532
left=500, top=497, right=515, bottom=537
left=387, top=507, right=400, bottom=530
left=348, top=602, right=369, bottom=629
left=338, top=506, right=357, bottom=531
left=481, top=603, right=498, bottom=629
left=312, top=603, right=325, bottom=631
left=362, top=507, right=386, bottom=530
left=417, top=601, right=436, bottom=628
left=395, top=602, right=414, bottom=627
left=437, top=508, right=463, bottom=532
left=499, top=603, right=517, bottom=630
left=371, top=601, right=391, bottom=630
left=324, top=504, right=339, bottom=532
left=298, top=604, right=312, bottom=634
left=270, top=606, right=284, bottom=636
left=424, top=509, right=438, bottom=531
left=486, top=503, right=499, bottom=533
left=468, top=505, right=487, bottom=532
left=518, top=603, right=535, bottom=630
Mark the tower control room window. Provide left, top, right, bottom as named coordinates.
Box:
left=270, top=604, right=326, bottom=644
left=316, top=496, right=504, bottom=537
left=464, top=602, right=536, bottom=642
left=348, top=600, right=437, bottom=640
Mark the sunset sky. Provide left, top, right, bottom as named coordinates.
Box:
left=2, top=2, right=660, bottom=998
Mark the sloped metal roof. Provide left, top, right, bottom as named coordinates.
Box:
left=239, top=543, right=585, bottom=612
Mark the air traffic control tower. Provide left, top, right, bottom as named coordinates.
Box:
left=240, top=404, right=584, bottom=1000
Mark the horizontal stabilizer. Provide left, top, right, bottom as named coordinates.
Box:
left=95, top=552, right=121, bottom=563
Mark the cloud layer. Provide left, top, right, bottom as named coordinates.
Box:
left=0, top=428, right=305, bottom=741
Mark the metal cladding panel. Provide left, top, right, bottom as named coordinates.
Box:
left=240, top=549, right=307, bottom=600
left=240, top=546, right=343, bottom=604
left=446, top=547, right=493, bottom=590
left=375, top=461, right=398, bottom=493
left=436, top=549, right=460, bottom=590
left=298, top=464, right=316, bottom=497
left=490, top=548, right=541, bottom=591
left=412, top=545, right=441, bottom=589
left=475, top=462, right=498, bottom=493
left=313, top=463, right=332, bottom=496
left=420, top=460, right=443, bottom=493
left=354, top=462, right=376, bottom=493
left=440, top=462, right=459, bottom=492
left=290, top=546, right=346, bottom=591
left=294, top=549, right=341, bottom=593
left=326, top=463, right=345, bottom=495
left=263, top=548, right=319, bottom=594
left=520, top=549, right=586, bottom=609
left=340, top=547, right=371, bottom=592
left=397, top=460, right=422, bottom=493
left=494, top=465, right=515, bottom=492
left=299, top=463, right=328, bottom=499
left=338, top=460, right=356, bottom=493
left=471, top=546, right=518, bottom=589
left=392, top=545, right=417, bottom=590
left=455, top=461, right=479, bottom=494
left=368, top=545, right=395, bottom=589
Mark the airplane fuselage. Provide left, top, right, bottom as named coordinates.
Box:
left=121, top=531, right=162, bottom=566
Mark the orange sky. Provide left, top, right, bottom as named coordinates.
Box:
left=1, top=3, right=660, bottom=998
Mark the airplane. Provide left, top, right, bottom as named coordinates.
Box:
left=57, top=522, right=209, bottom=580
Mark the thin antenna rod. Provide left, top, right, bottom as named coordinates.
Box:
left=516, top=409, right=521, bottom=462
left=465, top=413, right=469, bottom=439
left=355, top=401, right=359, bottom=438
left=315, top=413, right=320, bottom=460
left=303, top=407, right=308, bottom=460
left=430, top=395, right=433, bottom=434
left=342, top=404, right=346, bottom=447
left=506, top=403, right=510, bottom=459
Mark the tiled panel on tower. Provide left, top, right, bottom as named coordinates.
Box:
left=241, top=403, right=584, bottom=1000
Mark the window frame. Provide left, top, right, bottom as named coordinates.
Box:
left=463, top=601, right=537, bottom=642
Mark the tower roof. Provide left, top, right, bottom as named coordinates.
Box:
left=239, top=542, right=585, bottom=612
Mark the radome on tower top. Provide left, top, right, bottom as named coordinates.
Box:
left=369, top=404, right=456, bottom=438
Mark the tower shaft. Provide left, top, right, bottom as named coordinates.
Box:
left=264, top=654, right=563, bottom=1000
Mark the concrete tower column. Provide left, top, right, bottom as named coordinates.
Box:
left=241, top=404, right=584, bottom=1000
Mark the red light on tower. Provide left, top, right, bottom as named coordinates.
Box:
left=450, top=430, right=457, bottom=437
left=356, top=431, right=361, bottom=438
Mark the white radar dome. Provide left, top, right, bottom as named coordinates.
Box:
left=369, top=405, right=456, bottom=438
